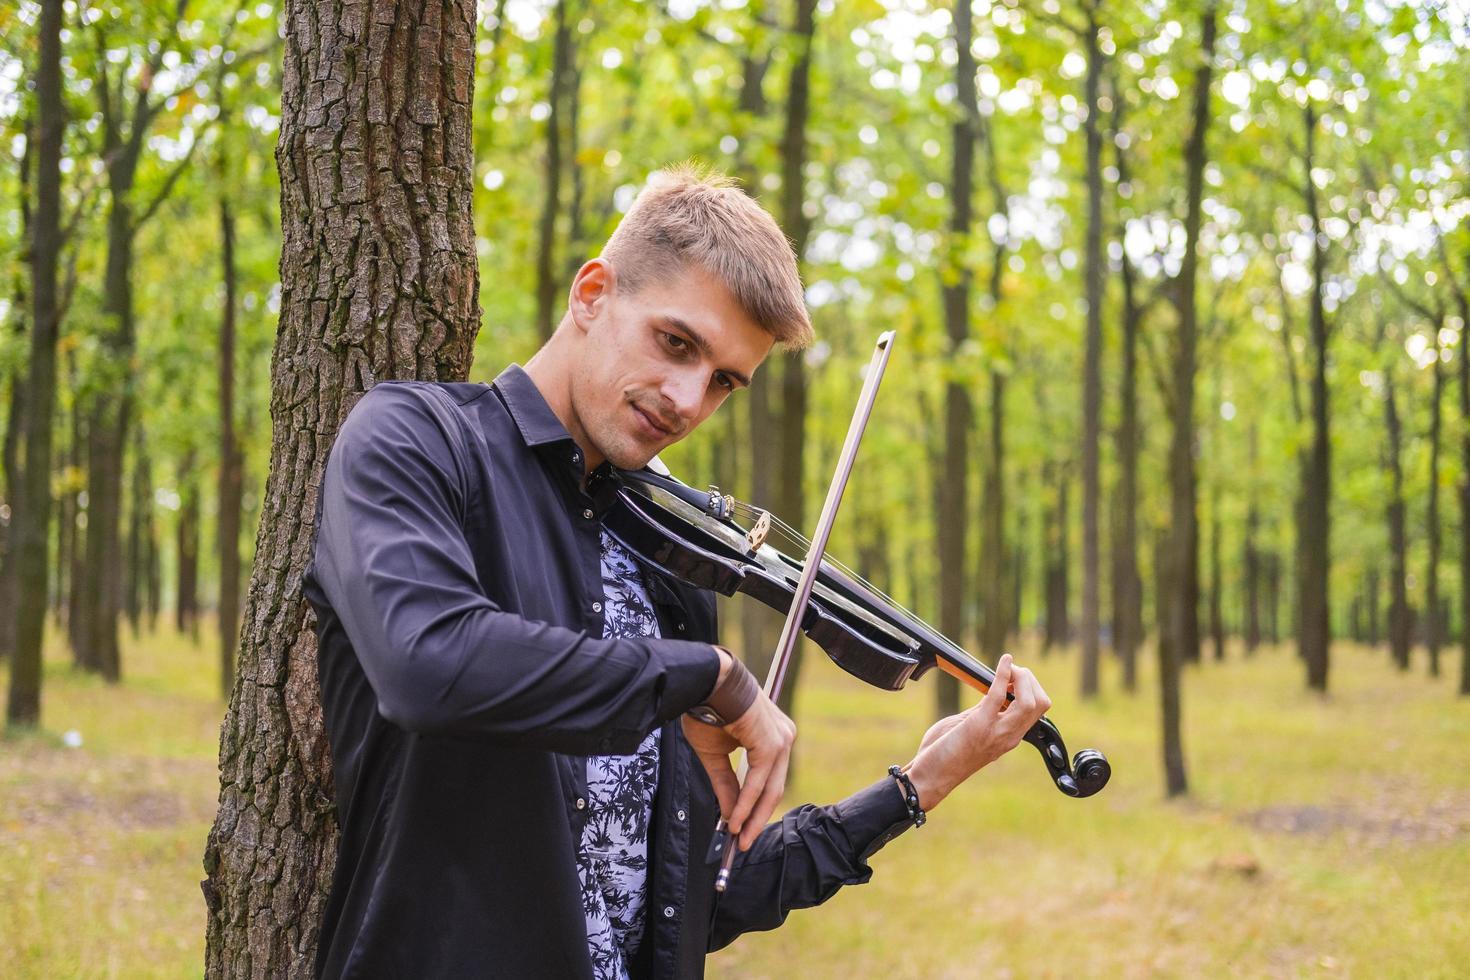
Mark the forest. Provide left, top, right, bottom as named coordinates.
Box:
left=1, top=0, right=1467, bottom=976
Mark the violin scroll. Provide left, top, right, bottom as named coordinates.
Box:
left=1023, top=719, right=1111, bottom=799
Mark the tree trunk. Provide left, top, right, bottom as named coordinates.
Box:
left=1156, top=525, right=1186, bottom=796
left=1159, top=0, right=1215, bottom=796
left=202, top=0, right=481, bottom=972
left=1244, top=424, right=1261, bottom=654
left=0, top=117, right=33, bottom=666
left=176, top=453, right=200, bottom=639
left=219, top=196, right=243, bottom=699
left=1079, top=5, right=1104, bottom=698
left=6, top=0, right=63, bottom=727
left=1043, top=465, right=1071, bottom=651
left=1299, top=100, right=1332, bottom=691
left=75, top=149, right=142, bottom=682
left=1110, top=101, right=1143, bottom=690
left=1366, top=566, right=1380, bottom=646
left=1458, top=281, right=1470, bottom=695
left=771, top=0, right=819, bottom=719
left=126, top=427, right=154, bottom=637
left=534, top=0, right=573, bottom=341
left=979, top=371, right=1007, bottom=660
left=67, top=389, right=88, bottom=660
left=1427, top=338, right=1444, bottom=676
left=55, top=447, right=73, bottom=624
left=1210, top=487, right=1224, bottom=662
left=734, top=13, right=776, bottom=683
left=936, top=0, right=976, bottom=717
left=1385, top=370, right=1410, bottom=670
left=976, top=107, right=1010, bottom=664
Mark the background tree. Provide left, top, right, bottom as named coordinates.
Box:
left=200, top=0, right=481, bottom=972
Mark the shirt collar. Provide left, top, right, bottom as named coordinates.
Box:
left=491, top=363, right=575, bottom=448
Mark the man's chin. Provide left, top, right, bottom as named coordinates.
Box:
left=602, top=440, right=660, bottom=472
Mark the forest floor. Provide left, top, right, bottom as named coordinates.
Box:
left=2, top=623, right=1467, bottom=978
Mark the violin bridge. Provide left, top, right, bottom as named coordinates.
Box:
left=745, top=509, right=771, bottom=554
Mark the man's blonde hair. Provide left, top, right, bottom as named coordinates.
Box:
left=601, top=163, right=814, bottom=351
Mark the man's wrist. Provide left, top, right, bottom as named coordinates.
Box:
left=690, top=646, right=759, bottom=726
left=902, top=751, right=953, bottom=812
left=713, top=645, right=733, bottom=685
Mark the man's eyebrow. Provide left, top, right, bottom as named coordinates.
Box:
left=657, top=315, right=753, bottom=388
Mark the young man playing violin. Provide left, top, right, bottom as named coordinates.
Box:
left=303, top=165, right=1054, bottom=979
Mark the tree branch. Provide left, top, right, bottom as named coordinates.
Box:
left=130, top=124, right=207, bottom=231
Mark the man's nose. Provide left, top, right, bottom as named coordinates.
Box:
left=663, top=370, right=705, bottom=423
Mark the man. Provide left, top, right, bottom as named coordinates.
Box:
left=304, top=165, right=1053, bottom=979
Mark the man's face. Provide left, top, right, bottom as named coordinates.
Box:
left=567, top=261, right=773, bottom=471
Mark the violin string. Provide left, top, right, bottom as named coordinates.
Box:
left=728, top=499, right=921, bottom=627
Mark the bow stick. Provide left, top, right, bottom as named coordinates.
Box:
left=714, top=330, right=897, bottom=894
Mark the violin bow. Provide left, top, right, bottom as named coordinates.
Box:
left=714, top=330, right=897, bottom=893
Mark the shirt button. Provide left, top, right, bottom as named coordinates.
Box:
left=662, top=906, right=675, bottom=919
left=592, top=601, right=603, bottom=613
left=571, top=451, right=581, bottom=465
left=676, top=622, right=686, bottom=633
left=575, top=797, right=587, bottom=811
left=582, top=508, right=595, bottom=520
left=676, top=809, right=687, bottom=822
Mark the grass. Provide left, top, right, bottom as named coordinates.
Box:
left=2, top=622, right=1467, bottom=978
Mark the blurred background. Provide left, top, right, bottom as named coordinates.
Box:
left=1, top=0, right=1467, bottom=976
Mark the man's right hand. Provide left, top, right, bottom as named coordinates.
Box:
left=683, top=651, right=796, bottom=852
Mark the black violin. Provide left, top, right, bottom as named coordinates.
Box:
left=600, top=466, right=1111, bottom=799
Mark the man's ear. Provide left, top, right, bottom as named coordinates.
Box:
left=567, top=258, right=615, bottom=334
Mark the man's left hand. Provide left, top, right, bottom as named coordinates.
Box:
left=901, top=653, right=1052, bottom=812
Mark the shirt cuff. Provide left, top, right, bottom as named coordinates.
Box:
left=833, top=776, right=919, bottom=863
left=650, top=639, right=724, bottom=722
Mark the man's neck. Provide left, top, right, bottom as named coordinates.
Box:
left=523, top=340, right=601, bottom=475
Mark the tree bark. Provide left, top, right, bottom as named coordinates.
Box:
left=176, top=452, right=201, bottom=639
left=1365, top=566, right=1379, bottom=646
left=126, top=426, right=155, bottom=636
left=219, top=196, right=243, bottom=699
left=6, top=0, right=63, bottom=727
left=1427, top=335, right=1444, bottom=676
left=1110, top=98, right=1143, bottom=690
left=0, top=116, right=33, bottom=666
left=1384, top=368, right=1410, bottom=670
left=1210, top=484, right=1224, bottom=662
left=735, top=12, right=777, bottom=680
left=202, top=0, right=481, bottom=972
left=1079, top=3, right=1104, bottom=697
left=1244, top=423, right=1261, bottom=654
left=1457, top=283, right=1470, bottom=695
left=977, top=109, right=1009, bottom=663
left=1043, top=465, right=1071, bottom=651
left=1299, top=100, right=1332, bottom=691
left=1159, top=0, right=1215, bottom=796
left=936, top=0, right=976, bottom=718
left=534, top=0, right=573, bottom=340
left=67, top=386, right=88, bottom=660
left=771, top=0, right=819, bottom=719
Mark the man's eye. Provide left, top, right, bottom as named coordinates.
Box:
left=714, top=372, right=734, bottom=391
left=663, top=332, right=688, bottom=351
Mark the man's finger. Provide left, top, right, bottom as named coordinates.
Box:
left=740, top=748, right=789, bottom=851
left=982, top=653, right=1013, bottom=715
left=727, top=755, right=770, bottom=836
left=703, top=755, right=741, bottom=826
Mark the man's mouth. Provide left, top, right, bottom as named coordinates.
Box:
left=632, top=403, right=677, bottom=439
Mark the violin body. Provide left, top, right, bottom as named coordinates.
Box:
left=601, top=468, right=1112, bottom=799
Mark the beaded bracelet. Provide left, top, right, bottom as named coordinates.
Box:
left=888, top=764, right=927, bottom=828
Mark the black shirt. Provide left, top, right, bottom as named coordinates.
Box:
left=303, top=366, right=914, bottom=979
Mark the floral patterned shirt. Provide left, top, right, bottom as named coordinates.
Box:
left=579, top=529, right=662, bottom=979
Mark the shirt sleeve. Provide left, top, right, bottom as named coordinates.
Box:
left=306, top=383, right=722, bottom=754
left=706, top=776, right=916, bottom=950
